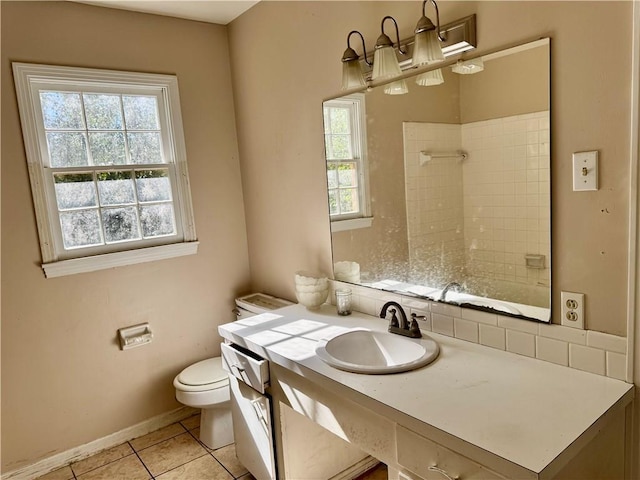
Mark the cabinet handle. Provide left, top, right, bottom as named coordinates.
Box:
left=231, top=363, right=245, bottom=373
left=428, top=465, right=458, bottom=480
left=231, top=363, right=249, bottom=382
left=251, top=399, right=270, bottom=433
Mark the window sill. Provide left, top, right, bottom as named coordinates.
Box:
left=42, top=241, right=199, bottom=278
left=331, top=217, right=373, bottom=233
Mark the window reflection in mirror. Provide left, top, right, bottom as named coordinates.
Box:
left=323, top=94, right=371, bottom=223
left=324, top=39, right=551, bottom=322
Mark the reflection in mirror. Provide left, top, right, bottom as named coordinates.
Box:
left=325, top=39, right=551, bottom=322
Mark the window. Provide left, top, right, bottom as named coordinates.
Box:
left=13, top=63, right=198, bottom=277
left=323, top=94, right=372, bottom=231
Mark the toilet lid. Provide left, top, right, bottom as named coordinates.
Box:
left=177, top=357, right=228, bottom=386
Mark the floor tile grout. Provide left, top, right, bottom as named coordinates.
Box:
left=35, top=414, right=256, bottom=480
left=131, top=424, right=188, bottom=454
left=129, top=440, right=155, bottom=480
left=147, top=450, right=210, bottom=479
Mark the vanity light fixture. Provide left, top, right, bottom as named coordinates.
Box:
left=440, top=15, right=477, bottom=57
left=412, top=0, right=445, bottom=68
left=384, top=80, right=411, bottom=95
left=339, top=9, right=476, bottom=90
left=341, top=31, right=371, bottom=90
left=372, top=16, right=408, bottom=94
left=416, top=68, right=444, bottom=86
left=451, top=57, right=484, bottom=74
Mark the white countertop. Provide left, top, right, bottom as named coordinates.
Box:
left=218, top=304, right=633, bottom=478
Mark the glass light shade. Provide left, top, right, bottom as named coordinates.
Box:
left=416, top=68, right=444, bottom=86
left=372, top=45, right=403, bottom=81
left=384, top=80, right=408, bottom=95
left=412, top=29, right=444, bottom=67
left=342, top=59, right=366, bottom=90
left=451, top=58, right=485, bottom=74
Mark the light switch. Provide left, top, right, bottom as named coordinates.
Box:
left=572, top=151, right=598, bottom=191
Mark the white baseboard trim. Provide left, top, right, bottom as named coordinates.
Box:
left=330, top=456, right=381, bottom=480
left=2, top=406, right=198, bottom=480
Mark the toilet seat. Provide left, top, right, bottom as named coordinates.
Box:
left=174, top=357, right=229, bottom=392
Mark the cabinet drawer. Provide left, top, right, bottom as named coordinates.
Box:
left=221, top=343, right=269, bottom=394
left=396, top=425, right=505, bottom=480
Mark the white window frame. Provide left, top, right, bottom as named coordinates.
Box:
left=323, top=93, right=372, bottom=231
left=13, top=63, right=198, bottom=278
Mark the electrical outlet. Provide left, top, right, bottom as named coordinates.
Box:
left=561, top=291, right=584, bottom=329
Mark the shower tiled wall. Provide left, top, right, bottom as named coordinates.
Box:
left=403, top=123, right=465, bottom=285
left=403, top=111, right=550, bottom=306
left=461, top=111, right=550, bottom=307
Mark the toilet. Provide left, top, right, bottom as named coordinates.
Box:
left=174, top=356, right=232, bottom=449
left=174, top=293, right=292, bottom=450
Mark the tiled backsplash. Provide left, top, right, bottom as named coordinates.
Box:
left=329, top=280, right=627, bottom=382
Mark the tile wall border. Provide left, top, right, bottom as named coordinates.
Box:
left=330, top=281, right=628, bottom=382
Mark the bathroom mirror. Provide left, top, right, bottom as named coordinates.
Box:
left=325, top=38, right=551, bottom=322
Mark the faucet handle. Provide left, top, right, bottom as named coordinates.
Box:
left=409, top=319, right=422, bottom=337
left=410, top=313, right=424, bottom=338
left=388, top=308, right=399, bottom=328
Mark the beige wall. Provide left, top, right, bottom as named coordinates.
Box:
left=1, top=1, right=250, bottom=473
left=230, top=1, right=632, bottom=336
left=461, top=44, right=549, bottom=123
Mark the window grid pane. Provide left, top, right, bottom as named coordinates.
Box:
left=59, top=209, right=103, bottom=249
left=140, top=203, right=176, bottom=238
left=102, top=206, right=141, bottom=244
left=41, top=90, right=165, bottom=168
left=47, top=132, right=90, bottom=167
left=324, top=97, right=366, bottom=220
left=53, top=173, right=97, bottom=210
left=83, top=93, right=123, bottom=130
left=123, top=95, right=160, bottom=130
left=327, top=161, right=360, bottom=216
left=41, top=89, right=175, bottom=251
left=89, top=132, right=127, bottom=165
left=52, top=166, right=177, bottom=250
left=40, top=92, right=85, bottom=130
left=338, top=188, right=359, bottom=215
left=97, top=170, right=137, bottom=206
left=135, top=169, right=172, bottom=203
left=324, top=105, right=356, bottom=161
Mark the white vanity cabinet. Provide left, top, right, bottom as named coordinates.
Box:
left=221, top=343, right=276, bottom=480
left=218, top=305, right=634, bottom=480
left=395, top=425, right=506, bottom=480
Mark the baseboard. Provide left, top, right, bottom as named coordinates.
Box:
left=2, top=406, right=197, bottom=480
left=330, top=456, right=381, bottom=480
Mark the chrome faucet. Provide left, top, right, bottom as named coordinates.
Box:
left=380, top=301, right=421, bottom=338
left=439, top=282, right=462, bottom=302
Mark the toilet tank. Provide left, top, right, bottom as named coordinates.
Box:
left=234, top=293, right=293, bottom=320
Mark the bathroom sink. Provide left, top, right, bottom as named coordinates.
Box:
left=315, top=330, right=439, bottom=374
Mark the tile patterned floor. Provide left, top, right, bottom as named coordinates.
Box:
left=37, top=413, right=255, bottom=480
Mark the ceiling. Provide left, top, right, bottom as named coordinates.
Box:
left=72, top=0, right=260, bottom=25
